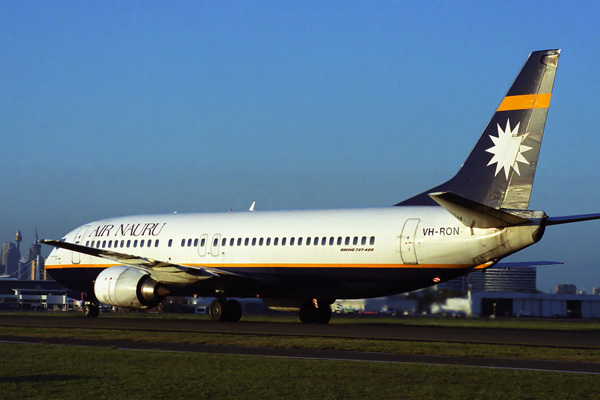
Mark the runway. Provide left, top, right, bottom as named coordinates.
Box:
left=2, top=315, right=600, bottom=374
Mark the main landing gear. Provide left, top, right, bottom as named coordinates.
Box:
left=208, top=299, right=243, bottom=322
left=82, top=301, right=100, bottom=318
left=299, top=299, right=331, bottom=324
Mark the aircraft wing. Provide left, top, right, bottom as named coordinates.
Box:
left=41, top=239, right=249, bottom=285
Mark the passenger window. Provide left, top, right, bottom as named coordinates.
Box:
left=337, top=237, right=342, bottom=245
left=345, top=237, right=350, bottom=245
left=168, top=239, right=173, bottom=247
left=194, top=238, right=198, bottom=247
left=155, top=240, right=159, bottom=247
left=298, top=237, right=303, bottom=246
left=274, top=238, right=279, bottom=246
left=306, top=237, right=311, bottom=246
left=134, top=240, right=138, bottom=248
left=181, top=239, right=185, bottom=247
left=102, top=240, right=107, bottom=248
left=91, top=241, right=95, bottom=247
left=127, top=240, right=131, bottom=248
left=238, top=238, right=242, bottom=246
left=86, top=241, right=89, bottom=246
left=283, top=237, right=288, bottom=246
left=322, top=237, right=327, bottom=245
left=140, top=240, right=145, bottom=247
left=353, top=237, right=358, bottom=245
left=361, top=236, right=367, bottom=245
left=329, top=237, right=334, bottom=245
left=370, top=236, right=375, bottom=245
left=222, top=238, right=226, bottom=246
left=201, top=238, right=206, bottom=247
left=245, top=238, right=249, bottom=246
left=252, top=238, right=257, bottom=246
left=230, top=238, right=235, bottom=246
left=259, top=238, right=264, bottom=246
left=213, top=238, right=218, bottom=247
left=266, top=238, right=271, bottom=246
left=107, top=241, right=112, bottom=248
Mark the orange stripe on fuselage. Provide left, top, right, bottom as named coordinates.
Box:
left=45, top=262, right=481, bottom=270
left=496, top=93, right=551, bottom=111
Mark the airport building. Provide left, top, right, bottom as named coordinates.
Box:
left=337, top=266, right=600, bottom=319
left=426, top=267, right=600, bottom=318
left=466, top=291, right=600, bottom=318
left=0, top=279, right=70, bottom=311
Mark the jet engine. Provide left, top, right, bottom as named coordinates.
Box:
left=94, top=266, right=168, bottom=308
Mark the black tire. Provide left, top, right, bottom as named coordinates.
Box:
left=209, top=299, right=225, bottom=321
left=299, top=300, right=315, bottom=323
left=314, top=304, right=331, bottom=324
left=82, top=303, right=99, bottom=318
left=225, top=300, right=242, bottom=322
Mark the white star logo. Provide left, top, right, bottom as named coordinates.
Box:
left=485, top=119, right=532, bottom=179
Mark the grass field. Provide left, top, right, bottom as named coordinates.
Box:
left=1, top=313, right=599, bottom=399
left=2, top=343, right=600, bottom=400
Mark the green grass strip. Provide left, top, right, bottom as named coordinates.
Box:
left=1, top=343, right=599, bottom=400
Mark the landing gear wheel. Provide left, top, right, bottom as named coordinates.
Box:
left=209, top=299, right=225, bottom=321
left=209, top=299, right=243, bottom=322
left=315, top=304, right=331, bottom=325
left=82, top=303, right=99, bottom=318
left=225, top=300, right=242, bottom=322
left=299, top=301, right=314, bottom=323
left=299, top=300, right=331, bottom=324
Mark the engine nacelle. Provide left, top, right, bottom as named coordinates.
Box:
left=94, top=266, right=168, bottom=309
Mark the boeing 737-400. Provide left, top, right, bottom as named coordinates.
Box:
left=42, top=49, right=600, bottom=323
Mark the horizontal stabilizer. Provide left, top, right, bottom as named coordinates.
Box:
left=546, top=213, right=600, bottom=226
left=40, top=239, right=248, bottom=284
left=472, top=260, right=563, bottom=270
left=493, top=261, right=564, bottom=268
left=429, top=192, right=530, bottom=228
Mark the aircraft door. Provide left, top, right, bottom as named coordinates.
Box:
left=400, top=218, right=420, bottom=265
left=71, top=225, right=91, bottom=264
left=211, top=234, right=221, bottom=257
left=198, top=234, right=208, bottom=256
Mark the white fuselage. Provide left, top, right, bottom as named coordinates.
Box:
left=45, top=206, right=542, bottom=300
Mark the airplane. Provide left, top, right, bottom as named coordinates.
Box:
left=42, top=49, right=600, bottom=323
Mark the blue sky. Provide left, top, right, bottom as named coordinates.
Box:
left=1, top=1, right=599, bottom=293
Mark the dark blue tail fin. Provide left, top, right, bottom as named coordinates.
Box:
left=398, top=49, right=560, bottom=209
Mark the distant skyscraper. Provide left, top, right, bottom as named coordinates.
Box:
left=556, top=284, right=577, bottom=295
left=25, top=241, right=44, bottom=280
left=1, top=242, right=20, bottom=278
